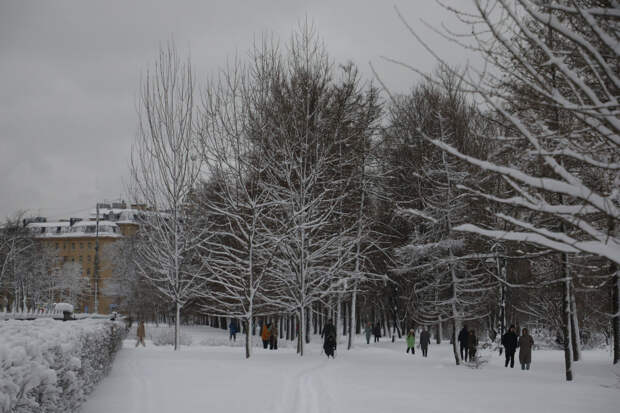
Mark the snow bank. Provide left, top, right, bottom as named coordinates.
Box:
left=0, top=318, right=127, bottom=413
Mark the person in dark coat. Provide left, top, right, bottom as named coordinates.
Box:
left=373, top=323, right=381, bottom=343
left=270, top=324, right=278, bottom=350
left=518, top=328, right=534, bottom=370
left=467, top=329, right=478, bottom=361
left=458, top=325, right=469, bottom=361
left=136, top=320, right=146, bottom=347
left=229, top=320, right=238, bottom=342
left=420, top=327, right=431, bottom=357
left=502, top=325, right=519, bottom=368
left=364, top=322, right=372, bottom=344
left=323, top=320, right=337, bottom=358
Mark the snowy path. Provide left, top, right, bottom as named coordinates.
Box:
left=80, top=327, right=620, bottom=413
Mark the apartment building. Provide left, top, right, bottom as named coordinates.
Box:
left=26, top=201, right=143, bottom=314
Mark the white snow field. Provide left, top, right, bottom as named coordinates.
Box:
left=81, top=325, right=619, bottom=413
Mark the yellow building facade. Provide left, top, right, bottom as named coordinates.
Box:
left=27, top=203, right=142, bottom=314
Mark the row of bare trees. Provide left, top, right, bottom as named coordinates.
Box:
left=124, top=0, right=617, bottom=381
left=0, top=214, right=89, bottom=312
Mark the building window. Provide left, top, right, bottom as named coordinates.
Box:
left=87, top=242, right=92, bottom=248
left=71, top=257, right=75, bottom=262
left=87, top=268, right=91, bottom=275
left=80, top=242, right=84, bottom=249
left=79, top=256, right=82, bottom=262
left=55, top=242, right=59, bottom=249
left=71, top=243, right=75, bottom=249
left=87, top=256, right=91, bottom=262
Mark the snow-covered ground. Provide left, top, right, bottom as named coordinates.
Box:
left=81, top=325, right=619, bottom=413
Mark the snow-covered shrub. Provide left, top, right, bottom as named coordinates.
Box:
left=53, top=303, right=74, bottom=313
left=148, top=325, right=192, bottom=347
left=0, top=318, right=126, bottom=413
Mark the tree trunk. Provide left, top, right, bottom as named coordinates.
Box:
left=174, top=302, right=181, bottom=351
left=613, top=269, right=620, bottom=364
left=436, top=317, right=442, bottom=344
left=348, top=286, right=357, bottom=350
left=452, top=319, right=460, bottom=365
left=570, top=288, right=581, bottom=362
left=563, top=266, right=574, bottom=381
left=305, top=307, right=310, bottom=344
left=245, top=317, right=251, bottom=359
left=298, top=307, right=305, bottom=356
left=336, top=293, right=342, bottom=341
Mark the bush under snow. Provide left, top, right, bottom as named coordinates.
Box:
left=0, top=318, right=126, bottom=413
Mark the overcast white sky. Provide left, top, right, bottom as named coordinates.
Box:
left=0, top=0, right=474, bottom=221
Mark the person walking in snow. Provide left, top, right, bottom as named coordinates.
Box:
left=261, top=322, right=271, bottom=349
left=364, top=322, right=372, bottom=344
left=323, top=320, right=337, bottom=358
left=518, top=328, right=534, bottom=370
left=136, top=320, right=146, bottom=347
left=270, top=323, right=278, bottom=350
left=458, top=325, right=469, bottom=361
left=502, top=325, right=519, bottom=368
left=420, top=327, right=431, bottom=357
left=406, top=329, right=416, bottom=355
left=467, top=329, right=478, bottom=361
left=373, top=323, right=381, bottom=343
left=229, top=320, right=238, bottom=342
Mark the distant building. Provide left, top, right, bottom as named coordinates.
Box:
left=26, top=200, right=143, bottom=314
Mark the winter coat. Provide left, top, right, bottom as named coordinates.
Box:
left=406, top=333, right=415, bottom=348
left=229, top=322, right=237, bottom=334
left=420, top=330, right=431, bottom=347
left=373, top=325, right=381, bottom=337
left=518, top=334, right=534, bottom=364
left=502, top=330, right=518, bottom=353
left=137, top=322, right=145, bottom=339
left=323, top=323, right=337, bottom=342
left=261, top=324, right=271, bottom=341
left=467, top=333, right=478, bottom=351
left=458, top=328, right=468, bottom=344
left=364, top=326, right=372, bottom=338
left=270, top=326, right=278, bottom=340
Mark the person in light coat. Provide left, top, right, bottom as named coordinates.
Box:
left=518, top=328, right=534, bottom=370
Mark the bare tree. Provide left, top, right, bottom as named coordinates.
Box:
left=131, top=42, right=208, bottom=350
left=383, top=0, right=619, bottom=374
left=195, top=53, right=280, bottom=358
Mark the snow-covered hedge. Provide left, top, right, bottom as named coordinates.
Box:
left=0, top=318, right=127, bottom=413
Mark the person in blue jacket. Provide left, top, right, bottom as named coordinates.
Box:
left=229, top=320, right=238, bottom=342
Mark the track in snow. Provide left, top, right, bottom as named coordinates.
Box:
left=275, top=359, right=333, bottom=413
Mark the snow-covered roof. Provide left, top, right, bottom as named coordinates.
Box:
left=72, top=220, right=118, bottom=228
left=28, top=220, right=122, bottom=239
left=26, top=222, right=70, bottom=228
